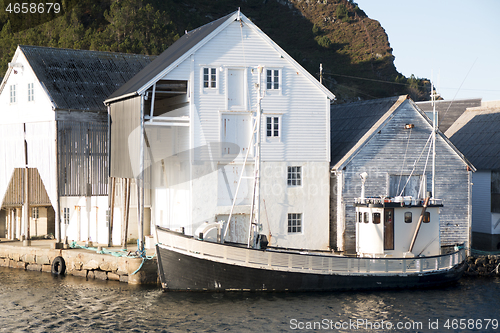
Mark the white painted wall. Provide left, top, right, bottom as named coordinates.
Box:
left=60, top=196, right=110, bottom=245
left=0, top=49, right=55, bottom=124
left=356, top=206, right=440, bottom=257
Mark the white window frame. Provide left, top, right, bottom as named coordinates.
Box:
left=265, top=115, right=281, bottom=141
left=287, top=213, right=302, bottom=234
left=201, top=66, right=218, bottom=92
left=63, top=207, right=70, bottom=224
left=9, top=84, right=16, bottom=104
left=32, top=207, right=39, bottom=219
left=287, top=166, right=302, bottom=186
left=28, top=82, right=34, bottom=102
left=265, top=68, right=282, bottom=95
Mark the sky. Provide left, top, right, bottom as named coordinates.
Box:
left=355, top=0, right=500, bottom=102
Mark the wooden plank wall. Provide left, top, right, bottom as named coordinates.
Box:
left=337, top=102, right=471, bottom=252
left=57, top=121, right=108, bottom=196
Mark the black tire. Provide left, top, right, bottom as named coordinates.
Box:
left=51, top=256, right=66, bottom=275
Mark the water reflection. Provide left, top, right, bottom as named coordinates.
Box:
left=1, top=268, right=499, bottom=332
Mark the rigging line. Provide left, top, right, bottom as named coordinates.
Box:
left=398, top=132, right=433, bottom=197
left=439, top=57, right=478, bottom=127
left=323, top=72, right=412, bottom=86
left=223, top=116, right=259, bottom=243
left=397, top=127, right=412, bottom=196
left=418, top=134, right=433, bottom=199
left=322, top=77, right=378, bottom=99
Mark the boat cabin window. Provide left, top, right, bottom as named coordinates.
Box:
left=363, top=212, right=369, bottom=223
left=404, top=212, right=412, bottom=223
left=423, top=212, right=431, bottom=223
left=373, top=213, right=381, bottom=224
left=358, top=212, right=362, bottom=223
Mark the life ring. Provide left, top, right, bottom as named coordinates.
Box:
left=51, top=256, right=66, bottom=275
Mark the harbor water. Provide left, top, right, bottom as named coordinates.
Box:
left=0, top=266, right=499, bottom=332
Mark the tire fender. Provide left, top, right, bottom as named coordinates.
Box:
left=51, top=256, right=66, bottom=275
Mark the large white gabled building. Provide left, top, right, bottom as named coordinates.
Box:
left=105, top=11, right=335, bottom=251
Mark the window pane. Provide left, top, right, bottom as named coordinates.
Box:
left=373, top=213, right=381, bottom=224
left=404, top=212, right=412, bottom=223
left=423, top=212, right=430, bottom=223
left=288, top=213, right=302, bottom=233
left=363, top=212, right=369, bottom=223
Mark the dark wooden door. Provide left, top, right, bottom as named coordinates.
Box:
left=384, top=208, right=394, bottom=250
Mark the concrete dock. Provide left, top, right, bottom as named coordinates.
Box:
left=0, top=239, right=158, bottom=285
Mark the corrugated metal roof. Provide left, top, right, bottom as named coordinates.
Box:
left=330, top=96, right=403, bottom=167
left=20, top=45, right=155, bottom=111
left=448, top=104, right=500, bottom=170
left=416, top=98, right=481, bottom=133
left=105, top=12, right=235, bottom=103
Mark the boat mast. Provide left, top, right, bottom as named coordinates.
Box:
left=431, top=80, right=436, bottom=198
left=249, top=66, right=263, bottom=248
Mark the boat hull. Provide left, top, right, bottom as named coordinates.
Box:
left=155, top=228, right=466, bottom=292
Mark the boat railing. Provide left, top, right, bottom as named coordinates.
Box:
left=355, top=196, right=443, bottom=206
left=157, top=228, right=466, bottom=275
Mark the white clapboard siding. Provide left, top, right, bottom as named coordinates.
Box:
left=182, top=20, right=328, bottom=163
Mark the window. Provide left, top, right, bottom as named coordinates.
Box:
left=287, top=166, right=302, bottom=186
left=404, top=212, right=412, bottom=223
left=373, top=212, right=381, bottom=224
left=288, top=213, right=302, bottom=233
left=32, top=207, right=39, bottom=219
left=63, top=208, right=70, bottom=224
left=266, top=116, right=280, bottom=137
left=358, top=212, right=362, bottom=223
left=28, top=83, right=34, bottom=101
left=266, top=69, right=280, bottom=90
left=10, top=85, right=16, bottom=103
left=423, top=212, right=430, bottom=223
left=363, top=212, right=369, bottom=223
left=203, top=67, right=217, bottom=88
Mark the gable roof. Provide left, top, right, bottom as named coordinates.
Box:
left=416, top=98, right=482, bottom=133
left=330, top=95, right=475, bottom=171
left=105, top=11, right=334, bottom=104
left=446, top=101, right=500, bottom=170
left=330, top=96, right=406, bottom=168
left=1, top=45, right=155, bottom=112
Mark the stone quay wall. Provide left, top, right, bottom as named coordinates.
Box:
left=0, top=243, right=158, bottom=285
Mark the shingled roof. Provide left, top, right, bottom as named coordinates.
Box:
left=17, top=45, right=155, bottom=111
left=446, top=102, right=500, bottom=170
left=330, top=96, right=406, bottom=168
left=416, top=98, right=482, bottom=133
left=105, top=10, right=334, bottom=104
left=105, top=12, right=234, bottom=103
